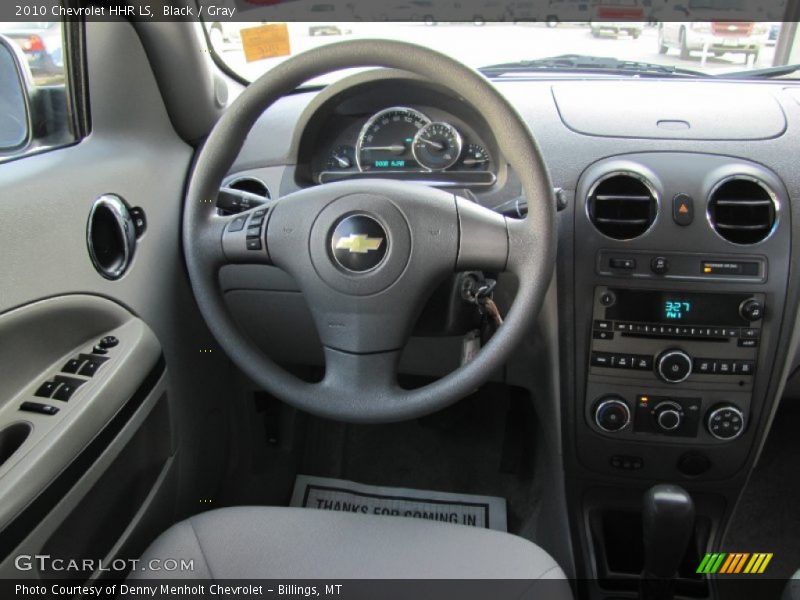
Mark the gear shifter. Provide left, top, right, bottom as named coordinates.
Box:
left=640, top=484, right=695, bottom=600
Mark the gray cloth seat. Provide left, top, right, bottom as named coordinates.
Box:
left=133, top=506, right=571, bottom=594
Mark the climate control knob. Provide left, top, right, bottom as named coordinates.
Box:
left=654, top=401, right=683, bottom=431
left=707, top=405, right=745, bottom=440
left=594, top=397, right=631, bottom=432
left=656, top=349, right=693, bottom=383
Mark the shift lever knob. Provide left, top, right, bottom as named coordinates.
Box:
left=641, top=484, right=695, bottom=600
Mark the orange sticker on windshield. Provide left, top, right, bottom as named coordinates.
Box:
left=240, top=23, right=291, bottom=63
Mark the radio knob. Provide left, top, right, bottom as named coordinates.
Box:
left=656, top=349, right=693, bottom=383
left=707, top=404, right=745, bottom=441
left=654, top=401, right=683, bottom=431
left=594, top=397, right=631, bottom=433
left=739, top=298, right=764, bottom=322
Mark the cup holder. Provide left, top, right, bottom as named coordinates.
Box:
left=0, top=422, right=32, bottom=468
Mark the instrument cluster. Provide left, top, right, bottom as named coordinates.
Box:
left=313, top=105, right=495, bottom=187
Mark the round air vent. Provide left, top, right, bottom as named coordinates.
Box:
left=587, top=172, right=658, bottom=240
left=228, top=177, right=270, bottom=199
left=217, top=177, right=271, bottom=215
left=708, top=177, right=776, bottom=245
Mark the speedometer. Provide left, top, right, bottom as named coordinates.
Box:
left=355, top=107, right=430, bottom=172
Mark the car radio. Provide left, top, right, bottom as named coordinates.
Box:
left=585, top=287, right=764, bottom=443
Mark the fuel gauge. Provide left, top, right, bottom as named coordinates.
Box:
left=326, top=145, right=355, bottom=170
left=461, top=144, right=491, bottom=169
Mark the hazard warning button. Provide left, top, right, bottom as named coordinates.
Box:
left=673, top=193, right=694, bottom=226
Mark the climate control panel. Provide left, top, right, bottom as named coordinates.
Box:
left=586, top=287, right=762, bottom=444
left=591, top=394, right=746, bottom=441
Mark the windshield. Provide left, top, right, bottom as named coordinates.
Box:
left=205, top=21, right=793, bottom=84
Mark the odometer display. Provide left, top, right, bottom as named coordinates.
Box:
left=356, top=107, right=430, bottom=172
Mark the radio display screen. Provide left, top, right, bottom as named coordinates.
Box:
left=604, top=290, right=751, bottom=326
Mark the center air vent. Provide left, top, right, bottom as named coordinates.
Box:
left=708, top=177, right=776, bottom=245
left=587, top=173, right=658, bottom=240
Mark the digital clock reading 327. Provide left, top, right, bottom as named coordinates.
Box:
left=665, top=300, right=692, bottom=320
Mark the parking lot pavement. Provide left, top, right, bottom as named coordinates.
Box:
left=216, top=23, right=776, bottom=82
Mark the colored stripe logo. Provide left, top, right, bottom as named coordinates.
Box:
left=697, top=553, right=773, bottom=574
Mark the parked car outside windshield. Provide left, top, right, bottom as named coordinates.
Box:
left=205, top=20, right=790, bottom=85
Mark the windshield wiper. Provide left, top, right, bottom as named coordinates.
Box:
left=479, top=55, right=707, bottom=78
left=718, top=63, right=800, bottom=79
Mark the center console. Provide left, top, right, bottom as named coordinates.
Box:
left=564, top=152, right=793, bottom=599
left=570, top=153, right=790, bottom=483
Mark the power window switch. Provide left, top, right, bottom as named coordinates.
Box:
left=62, top=358, right=84, bottom=374
left=21, top=401, right=60, bottom=415
left=78, top=360, right=103, bottom=377
left=92, top=345, right=109, bottom=355
left=52, top=376, right=85, bottom=401
left=35, top=381, right=59, bottom=398
left=76, top=354, right=108, bottom=377
left=53, top=382, right=78, bottom=401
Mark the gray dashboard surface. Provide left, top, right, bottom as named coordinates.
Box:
left=786, top=86, right=800, bottom=107
left=551, top=80, right=787, bottom=140
left=228, top=77, right=800, bottom=180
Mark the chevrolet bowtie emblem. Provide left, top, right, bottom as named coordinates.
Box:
left=335, top=234, right=384, bottom=254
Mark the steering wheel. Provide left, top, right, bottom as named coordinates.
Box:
left=184, top=40, right=555, bottom=423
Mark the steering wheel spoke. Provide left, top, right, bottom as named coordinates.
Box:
left=455, top=196, right=510, bottom=272
left=219, top=204, right=274, bottom=266
left=321, top=347, right=401, bottom=400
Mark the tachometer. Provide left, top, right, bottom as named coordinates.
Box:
left=412, top=122, right=463, bottom=171
left=356, top=107, right=430, bottom=172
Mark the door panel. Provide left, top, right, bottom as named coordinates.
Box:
left=0, top=295, right=161, bottom=522
left=0, top=20, right=231, bottom=579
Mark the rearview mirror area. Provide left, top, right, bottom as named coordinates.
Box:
left=0, top=34, right=31, bottom=154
